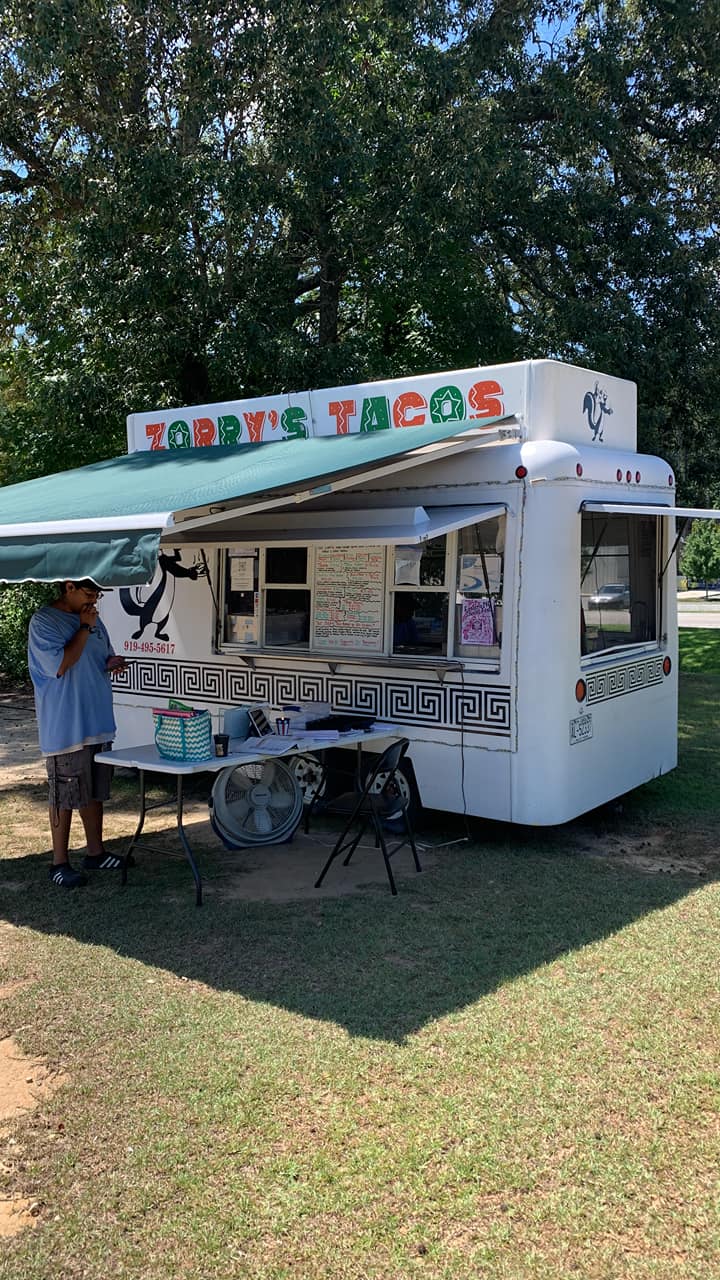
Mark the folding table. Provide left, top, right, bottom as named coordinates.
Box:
left=95, top=725, right=398, bottom=905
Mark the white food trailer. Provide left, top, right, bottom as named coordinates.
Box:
left=1, top=358, right=715, bottom=826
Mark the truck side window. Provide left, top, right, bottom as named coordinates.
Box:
left=581, top=514, right=658, bottom=655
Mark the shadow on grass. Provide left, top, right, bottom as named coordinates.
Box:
left=2, top=667, right=717, bottom=1043
left=0, top=799, right=704, bottom=1044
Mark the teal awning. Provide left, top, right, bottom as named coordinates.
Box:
left=0, top=530, right=161, bottom=587
left=0, top=416, right=510, bottom=585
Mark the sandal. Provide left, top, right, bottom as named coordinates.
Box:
left=83, top=852, right=124, bottom=871
left=49, top=863, right=88, bottom=889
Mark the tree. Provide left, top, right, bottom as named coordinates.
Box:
left=680, top=521, right=720, bottom=598
left=1, top=1, right=720, bottom=500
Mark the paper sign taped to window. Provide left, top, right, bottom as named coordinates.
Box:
left=230, top=557, right=255, bottom=591
left=394, top=545, right=422, bottom=586
left=461, top=596, right=495, bottom=645
left=459, top=553, right=502, bottom=594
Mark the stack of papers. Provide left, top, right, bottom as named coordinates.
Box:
left=232, top=734, right=300, bottom=754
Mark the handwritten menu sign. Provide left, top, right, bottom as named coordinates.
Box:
left=313, top=546, right=385, bottom=651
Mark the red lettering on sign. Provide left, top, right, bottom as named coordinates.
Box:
left=268, top=410, right=279, bottom=430
left=468, top=380, right=504, bottom=419
left=328, top=400, right=356, bottom=434
left=393, top=391, right=427, bottom=428
left=145, top=422, right=166, bottom=450
left=193, top=417, right=216, bottom=447
left=243, top=411, right=265, bottom=442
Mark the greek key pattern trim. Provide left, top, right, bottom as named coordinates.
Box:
left=585, top=655, right=665, bottom=705
left=117, top=659, right=511, bottom=737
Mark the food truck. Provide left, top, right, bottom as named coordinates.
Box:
left=1, top=357, right=716, bottom=829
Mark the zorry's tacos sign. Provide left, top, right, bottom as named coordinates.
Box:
left=126, top=366, right=515, bottom=453
left=125, top=361, right=637, bottom=454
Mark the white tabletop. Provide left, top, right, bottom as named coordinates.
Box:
left=95, top=725, right=399, bottom=775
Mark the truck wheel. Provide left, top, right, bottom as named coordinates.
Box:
left=289, top=753, right=327, bottom=806
left=362, top=756, right=421, bottom=826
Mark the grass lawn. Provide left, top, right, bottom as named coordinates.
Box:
left=1, top=642, right=719, bottom=1278
left=679, top=627, right=720, bottom=674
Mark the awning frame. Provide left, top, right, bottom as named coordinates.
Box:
left=580, top=499, right=720, bottom=587
left=580, top=500, right=720, bottom=519
left=170, top=423, right=520, bottom=536
left=165, top=503, right=508, bottom=549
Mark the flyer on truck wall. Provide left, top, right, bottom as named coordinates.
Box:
left=313, top=546, right=385, bottom=651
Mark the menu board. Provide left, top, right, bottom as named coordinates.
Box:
left=313, top=546, right=385, bottom=651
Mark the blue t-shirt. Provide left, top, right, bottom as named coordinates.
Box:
left=28, top=606, right=117, bottom=756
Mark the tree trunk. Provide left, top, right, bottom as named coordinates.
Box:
left=318, top=248, right=341, bottom=347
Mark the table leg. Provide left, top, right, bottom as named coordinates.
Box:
left=121, top=768, right=203, bottom=906
left=122, top=768, right=148, bottom=887
left=176, top=775, right=203, bottom=907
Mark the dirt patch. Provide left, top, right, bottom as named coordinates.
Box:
left=576, top=828, right=720, bottom=878
left=0, top=922, right=66, bottom=1239
left=0, top=1037, right=68, bottom=1138
left=0, top=691, right=44, bottom=787
left=161, top=824, right=436, bottom=902
left=0, top=1038, right=67, bottom=1239
left=0, top=1196, right=42, bottom=1239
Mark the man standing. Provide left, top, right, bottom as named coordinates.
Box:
left=28, top=579, right=127, bottom=888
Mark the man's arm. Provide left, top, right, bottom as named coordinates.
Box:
left=56, top=602, right=98, bottom=677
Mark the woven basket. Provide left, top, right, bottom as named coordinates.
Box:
left=153, top=708, right=213, bottom=761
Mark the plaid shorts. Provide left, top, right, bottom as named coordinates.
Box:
left=46, top=744, right=113, bottom=812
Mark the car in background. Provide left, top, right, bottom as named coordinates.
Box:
left=587, top=583, right=630, bottom=609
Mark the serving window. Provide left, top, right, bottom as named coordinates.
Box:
left=580, top=513, right=659, bottom=656
left=219, top=513, right=507, bottom=663
left=265, top=548, right=311, bottom=647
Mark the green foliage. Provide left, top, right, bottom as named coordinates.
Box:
left=680, top=521, right=720, bottom=595
left=0, top=582, right=55, bottom=683
left=0, top=2, right=720, bottom=497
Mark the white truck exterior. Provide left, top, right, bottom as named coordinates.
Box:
left=101, top=359, right=686, bottom=825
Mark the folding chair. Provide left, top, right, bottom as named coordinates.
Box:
left=313, top=739, right=421, bottom=895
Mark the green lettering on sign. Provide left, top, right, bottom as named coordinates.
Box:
left=281, top=406, right=308, bottom=440
left=218, top=414, right=242, bottom=445
left=360, top=396, right=391, bottom=432
left=429, top=385, right=465, bottom=423
left=167, top=419, right=191, bottom=448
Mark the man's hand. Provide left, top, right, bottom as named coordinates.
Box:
left=106, top=655, right=128, bottom=676
left=79, top=601, right=98, bottom=628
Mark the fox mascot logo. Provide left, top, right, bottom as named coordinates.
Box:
left=120, top=551, right=206, bottom=640
left=582, top=383, right=613, bottom=442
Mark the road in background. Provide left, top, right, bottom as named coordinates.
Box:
left=677, top=590, right=720, bottom=628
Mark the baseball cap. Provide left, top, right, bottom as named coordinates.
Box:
left=69, top=578, right=114, bottom=592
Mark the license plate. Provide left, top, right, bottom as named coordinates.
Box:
left=570, top=713, right=593, bottom=745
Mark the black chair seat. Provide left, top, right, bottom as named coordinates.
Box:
left=323, top=789, right=401, bottom=817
